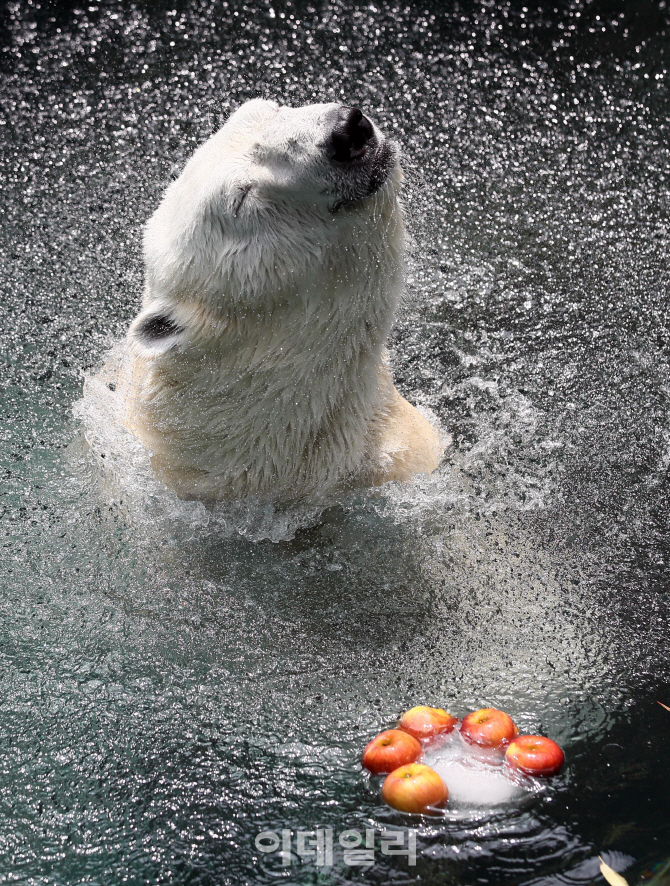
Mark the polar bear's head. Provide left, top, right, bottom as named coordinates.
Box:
left=217, top=98, right=400, bottom=212
left=132, top=99, right=404, bottom=354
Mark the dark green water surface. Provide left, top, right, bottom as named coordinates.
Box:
left=1, top=1, right=669, bottom=883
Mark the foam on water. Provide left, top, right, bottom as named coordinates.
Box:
left=424, top=733, right=531, bottom=811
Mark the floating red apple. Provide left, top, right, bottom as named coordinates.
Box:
left=381, top=763, right=449, bottom=815
left=361, top=729, right=422, bottom=775
left=505, top=735, right=565, bottom=777
left=460, top=707, right=519, bottom=748
left=398, top=705, right=458, bottom=743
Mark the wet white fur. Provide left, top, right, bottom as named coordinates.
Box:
left=112, top=99, right=445, bottom=503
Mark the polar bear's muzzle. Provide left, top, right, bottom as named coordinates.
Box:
left=330, top=107, right=376, bottom=163
left=327, top=106, right=397, bottom=206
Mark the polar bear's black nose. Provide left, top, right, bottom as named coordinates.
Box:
left=331, top=107, right=375, bottom=162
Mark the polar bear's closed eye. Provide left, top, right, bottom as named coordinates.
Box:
left=107, top=99, right=447, bottom=503
left=232, top=185, right=251, bottom=218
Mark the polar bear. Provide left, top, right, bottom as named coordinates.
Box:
left=110, top=99, right=446, bottom=503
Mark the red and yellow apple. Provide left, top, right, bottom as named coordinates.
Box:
left=505, top=735, right=565, bottom=777
left=460, top=707, right=519, bottom=748
left=361, top=729, right=422, bottom=775
left=381, top=763, right=449, bottom=814
left=398, top=705, right=458, bottom=743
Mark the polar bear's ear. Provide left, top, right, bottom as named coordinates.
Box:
left=128, top=309, right=187, bottom=356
